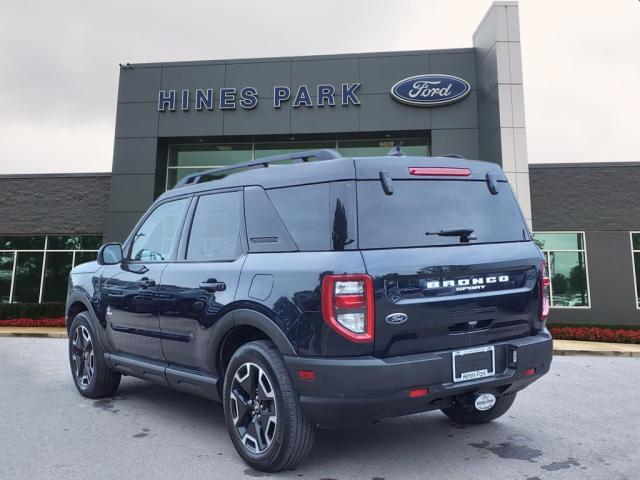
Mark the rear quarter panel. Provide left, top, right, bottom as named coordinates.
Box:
left=237, top=251, right=369, bottom=356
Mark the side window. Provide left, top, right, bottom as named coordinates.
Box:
left=130, top=198, right=188, bottom=262
left=266, top=183, right=330, bottom=251
left=186, top=191, right=243, bottom=261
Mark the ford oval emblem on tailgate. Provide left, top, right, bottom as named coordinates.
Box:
left=386, top=313, right=408, bottom=325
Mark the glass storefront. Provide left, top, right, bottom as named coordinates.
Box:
left=166, top=135, right=429, bottom=189
left=0, top=235, right=102, bottom=304
left=254, top=141, right=336, bottom=159
left=0, top=253, right=14, bottom=303
left=631, top=233, right=640, bottom=308
left=533, top=232, right=590, bottom=307
left=337, top=138, right=427, bottom=157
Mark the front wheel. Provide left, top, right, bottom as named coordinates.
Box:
left=68, top=312, right=121, bottom=398
left=223, top=340, right=315, bottom=472
left=441, top=392, right=517, bottom=424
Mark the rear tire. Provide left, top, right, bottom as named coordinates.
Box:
left=441, top=392, right=517, bottom=424
left=223, top=340, right=315, bottom=472
left=68, top=312, right=121, bottom=398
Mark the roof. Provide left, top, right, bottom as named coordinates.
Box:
left=0, top=172, right=110, bottom=179
left=157, top=155, right=506, bottom=202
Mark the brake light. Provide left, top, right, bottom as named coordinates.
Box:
left=408, top=167, right=471, bottom=176
left=409, top=388, right=429, bottom=398
left=297, top=369, right=316, bottom=381
left=335, top=294, right=365, bottom=309
left=321, top=274, right=375, bottom=343
left=540, top=260, right=550, bottom=321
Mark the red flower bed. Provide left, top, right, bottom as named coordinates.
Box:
left=0, top=317, right=65, bottom=328
left=549, top=326, right=640, bottom=344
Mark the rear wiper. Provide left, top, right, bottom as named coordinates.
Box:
left=425, top=228, right=477, bottom=243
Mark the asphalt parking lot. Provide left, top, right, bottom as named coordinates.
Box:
left=1, top=338, right=638, bottom=480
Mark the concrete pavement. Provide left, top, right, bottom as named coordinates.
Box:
left=1, top=337, right=639, bottom=479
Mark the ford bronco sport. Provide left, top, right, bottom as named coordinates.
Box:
left=65, top=149, right=552, bottom=472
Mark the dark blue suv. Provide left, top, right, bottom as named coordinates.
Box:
left=65, top=149, right=552, bottom=472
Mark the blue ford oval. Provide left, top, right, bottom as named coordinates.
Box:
left=390, top=74, right=471, bottom=106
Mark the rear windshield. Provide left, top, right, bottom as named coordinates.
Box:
left=357, top=179, right=529, bottom=249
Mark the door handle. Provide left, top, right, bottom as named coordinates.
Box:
left=200, top=278, right=226, bottom=292
left=137, top=277, right=156, bottom=289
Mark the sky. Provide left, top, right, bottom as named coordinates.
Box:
left=0, top=0, right=638, bottom=174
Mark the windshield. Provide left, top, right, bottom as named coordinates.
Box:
left=357, top=179, right=529, bottom=249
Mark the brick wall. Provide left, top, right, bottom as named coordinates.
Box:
left=0, top=173, right=110, bottom=235
left=530, top=163, right=640, bottom=231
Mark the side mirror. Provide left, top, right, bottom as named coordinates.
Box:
left=97, top=243, right=123, bottom=265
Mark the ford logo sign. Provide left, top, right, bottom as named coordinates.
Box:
left=385, top=313, right=408, bottom=325
left=390, top=74, right=471, bottom=107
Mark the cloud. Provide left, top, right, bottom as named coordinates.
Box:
left=0, top=0, right=637, bottom=173
left=519, top=0, right=640, bottom=163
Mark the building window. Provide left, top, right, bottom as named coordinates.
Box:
left=631, top=233, right=640, bottom=308
left=165, top=135, right=429, bottom=189
left=254, top=141, right=336, bottom=160
left=337, top=138, right=428, bottom=157
left=166, top=144, right=252, bottom=189
left=0, top=235, right=102, bottom=304
left=533, top=232, right=590, bottom=308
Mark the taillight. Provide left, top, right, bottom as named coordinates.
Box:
left=321, top=274, right=375, bottom=343
left=540, top=260, right=550, bottom=321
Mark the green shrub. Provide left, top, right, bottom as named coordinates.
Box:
left=0, top=302, right=65, bottom=320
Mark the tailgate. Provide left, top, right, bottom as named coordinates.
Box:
left=362, top=242, right=544, bottom=357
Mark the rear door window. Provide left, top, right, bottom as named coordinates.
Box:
left=357, top=179, right=528, bottom=249
left=186, top=191, right=244, bottom=261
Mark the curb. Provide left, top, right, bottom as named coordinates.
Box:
left=0, top=328, right=67, bottom=339
left=0, top=332, right=67, bottom=338
left=553, top=348, right=640, bottom=358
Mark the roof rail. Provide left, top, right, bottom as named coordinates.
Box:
left=173, top=149, right=342, bottom=189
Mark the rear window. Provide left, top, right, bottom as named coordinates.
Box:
left=357, top=179, right=529, bottom=249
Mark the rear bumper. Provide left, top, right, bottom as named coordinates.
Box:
left=284, top=330, right=552, bottom=428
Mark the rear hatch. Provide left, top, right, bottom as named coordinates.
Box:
left=354, top=157, right=544, bottom=357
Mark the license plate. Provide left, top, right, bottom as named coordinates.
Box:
left=452, top=346, right=495, bottom=383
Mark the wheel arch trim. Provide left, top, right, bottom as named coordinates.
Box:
left=212, top=308, right=297, bottom=374
left=65, top=290, right=107, bottom=345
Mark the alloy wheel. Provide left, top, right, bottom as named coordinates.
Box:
left=229, top=362, right=278, bottom=454
left=71, top=325, right=95, bottom=388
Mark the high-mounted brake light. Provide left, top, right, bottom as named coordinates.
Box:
left=321, top=274, right=375, bottom=343
left=408, top=167, right=471, bottom=177
left=540, top=260, right=551, bottom=321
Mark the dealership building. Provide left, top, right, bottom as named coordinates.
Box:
left=0, top=1, right=638, bottom=326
